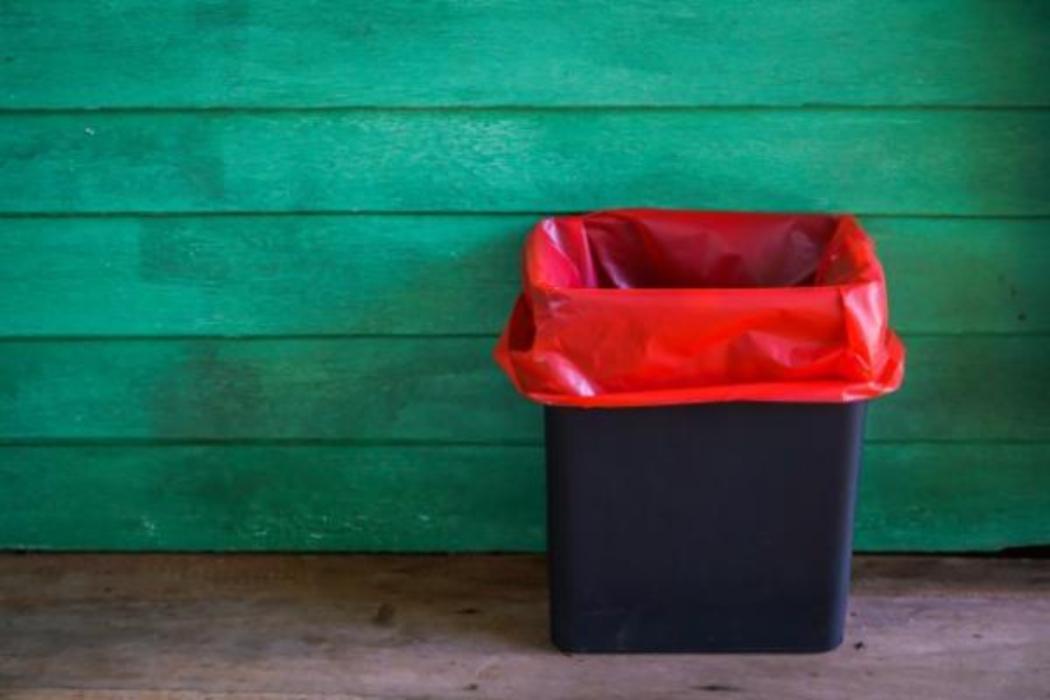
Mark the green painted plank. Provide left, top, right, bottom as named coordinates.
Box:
left=0, top=215, right=526, bottom=337
left=855, top=444, right=1050, bottom=552
left=874, top=219, right=1050, bottom=334
left=0, top=336, right=1045, bottom=442
left=0, top=216, right=1046, bottom=336
left=2, top=111, right=1047, bottom=215
left=0, top=445, right=546, bottom=552
left=2, top=1, right=1047, bottom=108
left=0, top=444, right=1046, bottom=552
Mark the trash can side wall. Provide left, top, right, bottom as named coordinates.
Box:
left=546, top=402, right=867, bottom=652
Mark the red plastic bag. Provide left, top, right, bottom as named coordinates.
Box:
left=494, top=209, right=904, bottom=407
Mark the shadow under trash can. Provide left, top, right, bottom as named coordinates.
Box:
left=495, top=209, right=905, bottom=653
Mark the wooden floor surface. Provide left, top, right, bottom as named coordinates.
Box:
left=0, top=555, right=1047, bottom=700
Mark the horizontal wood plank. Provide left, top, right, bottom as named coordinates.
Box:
left=0, top=445, right=546, bottom=552
left=876, top=218, right=1050, bottom=334
left=2, top=1, right=1048, bottom=108
left=0, top=444, right=1046, bottom=551
left=2, top=111, right=1048, bottom=215
left=2, top=555, right=1048, bottom=699
left=0, top=336, right=1046, bottom=442
left=0, top=215, right=1046, bottom=335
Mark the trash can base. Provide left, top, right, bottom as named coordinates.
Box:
left=551, top=615, right=847, bottom=654
left=545, top=401, right=866, bottom=654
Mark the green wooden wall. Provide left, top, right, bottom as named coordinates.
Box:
left=1, top=0, right=1048, bottom=552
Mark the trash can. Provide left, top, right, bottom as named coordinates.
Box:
left=495, top=209, right=905, bottom=653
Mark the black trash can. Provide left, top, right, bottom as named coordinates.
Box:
left=494, top=209, right=904, bottom=653
left=546, top=401, right=866, bottom=653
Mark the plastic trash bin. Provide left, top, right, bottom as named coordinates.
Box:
left=495, top=209, right=904, bottom=653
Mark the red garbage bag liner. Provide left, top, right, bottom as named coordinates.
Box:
left=494, top=209, right=904, bottom=407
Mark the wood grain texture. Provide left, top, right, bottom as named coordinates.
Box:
left=0, top=336, right=1046, bottom=442
left=0, top=215, right=1046, bottom=336
left=2, top=0, right=1046, bottom=555
left=2, top=110, right=1048, bottom=215
left=0, top=446, right=546, bottom=552
left=0, top=444, right=1047, bottom=552
left=2, top=0, right=1048, bottom=108
left=0, top=555, right=1047, bottom=699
